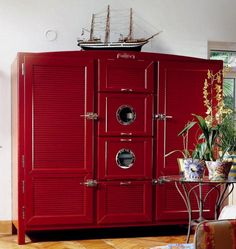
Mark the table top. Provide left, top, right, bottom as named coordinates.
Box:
left=158, top=175, right=236, bottom=184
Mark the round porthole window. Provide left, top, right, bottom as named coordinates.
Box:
left=116, top=105, right=136, bottom=125
left=116, top=149, right=135, bottom=169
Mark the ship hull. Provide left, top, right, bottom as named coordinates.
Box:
left=78, top=41, right=148, bottom=51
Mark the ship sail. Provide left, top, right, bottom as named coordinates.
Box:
left=89, top=13, right=95, bottom=41
left=104, top=5, right=110, bottom=43
left=77, top=5, right=161, bottom=51
left=127, top=8, right=133, bottom=41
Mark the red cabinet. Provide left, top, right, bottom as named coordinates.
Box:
left=12, top=51, right=222, bottom=244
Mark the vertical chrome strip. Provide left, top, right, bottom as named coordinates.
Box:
left=163, top=68, right=167, bottom=169
left=84, top=66, right=87, bottom=170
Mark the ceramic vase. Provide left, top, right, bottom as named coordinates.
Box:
left=206, top=160, right=233, bottom=181
left=182, top=158, right=205, bottom=180
left=223, top=152, right=236, bottom=180
left=177, top=158, right=184, bottom=177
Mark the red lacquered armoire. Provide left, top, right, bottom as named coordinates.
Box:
left=11, top=51, right=222, bottom=244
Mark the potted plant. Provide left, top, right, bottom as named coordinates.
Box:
left=165, top=120, right=206, bottom=179
left=219, top=111, right=236, bottom=180
left=178, top=114, right=218, bottom=180
left=166, top=68, right=234, bottom=180
left=181, top=68, right=233, bottom=181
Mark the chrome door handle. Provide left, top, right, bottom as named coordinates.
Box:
left=80, top=112, right=98, bottom=120
left=81, top=180, right=98, bottom=187
left=154, top=114, right=173, bottom=120
left=120, top=181, right=131, bottom=185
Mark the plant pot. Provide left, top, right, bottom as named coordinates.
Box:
left=206, top=160, right=233, bottom=181
left=177, top=158, right=184, bottom=176
left=182, top=158, right=205, bottom=179
left=223, top=152, right=236, bottom=180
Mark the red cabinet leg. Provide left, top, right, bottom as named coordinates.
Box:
left=18, top=224, right=25, bottom=245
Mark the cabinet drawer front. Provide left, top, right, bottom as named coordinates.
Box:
left=98, top=93, right=153, bottom=136
left=98, top=58, right=154, bottom=93
left=97, top=181, right=152, bottom=224
left=98, top=137, right=153, bottom=180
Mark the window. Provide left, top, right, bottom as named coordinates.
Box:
left=209, top=48, right=236, bottom=110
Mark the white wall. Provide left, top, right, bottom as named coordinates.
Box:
left=0, top=0, right=236, bottom=220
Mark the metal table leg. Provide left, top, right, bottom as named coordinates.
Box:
left=174, top=181, right=234, bottom=243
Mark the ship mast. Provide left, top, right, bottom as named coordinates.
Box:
left=89, top=13, right=95, bottom=40
left=127, top=8, right=133, bottom=41
left=104, top=5, right=110, bottom=43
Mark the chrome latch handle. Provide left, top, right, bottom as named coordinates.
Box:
left=81, top=179, right=98, bottom=187
left=120, top=181, right=131, bottom=185
left=154, top=114, right=173, bottom=120
left=80, top=112, right=98, bottom=120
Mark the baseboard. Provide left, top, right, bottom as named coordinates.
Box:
left=0, top=220, right=12, bottom=234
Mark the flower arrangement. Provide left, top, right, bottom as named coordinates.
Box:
left=166, top=68, right=229, bottom=160
left=182, top=68, right=233, bottom=161
left=165, top=67, right=234, bottom=179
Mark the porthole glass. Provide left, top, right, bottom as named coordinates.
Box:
left=116, top=149, right=135, bottom=169
left=116, top=105, right=136, bottom=125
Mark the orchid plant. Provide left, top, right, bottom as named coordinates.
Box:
left=165, top=67, right=233, bottom=161
left=184, top=68, right=233, bottom=161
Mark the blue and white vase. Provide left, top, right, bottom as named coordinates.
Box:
left=183, top=158, right=205, bottom=180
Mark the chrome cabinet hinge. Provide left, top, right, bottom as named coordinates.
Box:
left=22, top=155, right=25, bottom=168
left=22, top=180, right=25, bottom=194
left=22, top=63, right=25, bottom=76
left=22, top=206, right=25, bottom=220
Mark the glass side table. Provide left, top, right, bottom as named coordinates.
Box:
left=158, top=175, right=236, bottom=243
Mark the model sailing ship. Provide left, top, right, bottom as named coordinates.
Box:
left=77, top=5, right=161, bottom=51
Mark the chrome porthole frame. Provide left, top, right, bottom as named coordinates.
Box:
left=116, top=148, right=135, bottom=169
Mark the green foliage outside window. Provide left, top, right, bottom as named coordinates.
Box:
left=210, top=51, right=235, bottom=110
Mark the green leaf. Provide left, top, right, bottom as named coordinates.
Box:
left=178, top=121, right=196, bottom=136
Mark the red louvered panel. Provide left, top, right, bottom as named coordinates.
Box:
left=98, top=58, right=154, bottom=92
left=98, top=93, right=153, bottom=136
left=33, top=177, right=85, bottom=216
left=33, top=66, right=86, bottom=168
left=97, top=181, right=152, bottom=224
left=98, top=137, right=152, bottom=180
left=26, top=175, right=94, bottom=227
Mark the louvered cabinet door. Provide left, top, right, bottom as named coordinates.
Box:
left=23, top=55, right=95, bottom=228
left=155, top=60, right=222, bottom=221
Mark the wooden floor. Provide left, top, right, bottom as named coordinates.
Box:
left=0, top=226, right=193, bottom=249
